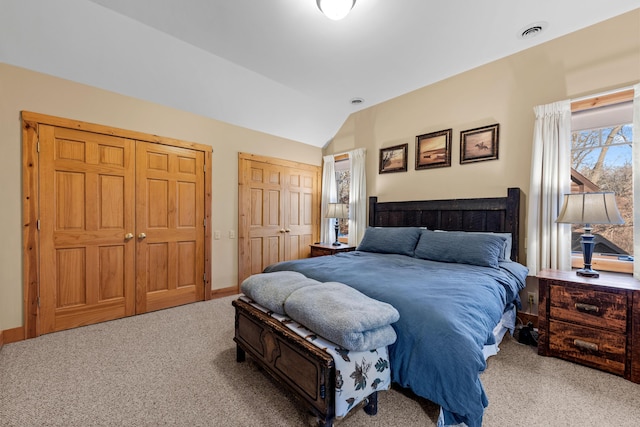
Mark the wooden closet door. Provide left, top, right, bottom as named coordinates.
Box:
left=284, top=167, right=315, bottom=261
left=39, top=125, right=135, bottom=333
left=238, top=153, right=320, bottom=286
left=135, top=142, right=205, bottom=313
left=238, top=159, right=286, bottom=283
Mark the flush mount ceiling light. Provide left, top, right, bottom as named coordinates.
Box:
left=317, top=0, right=356, bottom=21
left=518, top=21, right=548, bottom=40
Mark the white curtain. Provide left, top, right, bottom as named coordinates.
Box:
left=348, top=148, right=367, bottom=246
left=526, top=100, right=572, bottom=275
left=633, top=84, right=640, bottom=279
left=320, top=155, right=337, bottom=244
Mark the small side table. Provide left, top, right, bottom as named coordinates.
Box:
left=537, top=268, right=640, bottom=383
left=310, top=243, right=356, bottom=257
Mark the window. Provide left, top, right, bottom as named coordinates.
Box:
left=335, top=157, right=350, bottom=242
left=570, top=90, right=634, bottom=273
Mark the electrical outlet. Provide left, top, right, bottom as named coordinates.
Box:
left=527, top=292, right=536, bottom=306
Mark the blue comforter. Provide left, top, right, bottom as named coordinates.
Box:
left=264, top=251, right=528, bottom=427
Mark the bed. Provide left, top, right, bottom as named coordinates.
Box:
left=262, top=188, right=528, bottom=427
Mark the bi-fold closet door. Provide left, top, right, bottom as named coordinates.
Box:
left=237, top=153, right=320, bottom=286
left=37, top=123, right=206, bottom=334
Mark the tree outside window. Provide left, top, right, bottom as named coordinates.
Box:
left=571, top=124, right=633, bottom=257
left=335, top=160, right=350, bottom=240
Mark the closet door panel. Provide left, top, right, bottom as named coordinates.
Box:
left=136, top=142, right=205, bottom=313
left=39, top=125, right=135, bottom=334
left=177, top=241, right=197, bottom=287
left=284, top=168, right=315, bottom=261
left=238, top=160, right=285, bottom=282
left=99, top=245, right=126, bottom=300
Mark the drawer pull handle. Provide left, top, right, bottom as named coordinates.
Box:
left=573, top=339, right=598, bottom=352
left=575, top=302, right=599, bottom=313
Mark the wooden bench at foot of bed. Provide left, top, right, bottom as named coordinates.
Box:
left=232, top=298, right=378, bottom=427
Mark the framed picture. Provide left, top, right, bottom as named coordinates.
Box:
left=460, top=123, right=499, bottom=164
left=379, top=143, right=408, bottom=174
left=415, top=129, right=452, bottom=170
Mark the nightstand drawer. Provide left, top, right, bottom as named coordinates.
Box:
left=549, top=321, right=626, bottom=375
left=549, top=284, right=627, bottom=332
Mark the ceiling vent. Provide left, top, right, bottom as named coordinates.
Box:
left=519, top=22, right=548, bottom=40
left=350, top=97, right=364, bottom=105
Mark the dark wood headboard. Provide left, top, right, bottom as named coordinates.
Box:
left=368, top=187, right=521, bottom=262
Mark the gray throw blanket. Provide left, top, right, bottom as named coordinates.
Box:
left=240, top=271, right=320, bottom=314
left=284, top=282, right=399, bottom=352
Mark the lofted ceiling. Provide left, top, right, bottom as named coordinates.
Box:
left=2, top=0, right=639, bottom=147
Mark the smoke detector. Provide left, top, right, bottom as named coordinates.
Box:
left=350, top=97, right=364, bottom=105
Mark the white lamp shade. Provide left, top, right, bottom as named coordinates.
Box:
left=316, top=0, right=356, bottom=20
left=326, top=203, right=349, bottom=219
left=556, top=192, right=624, bottom=225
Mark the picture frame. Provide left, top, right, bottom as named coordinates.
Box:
left=379, top=143, right=408, bottom=174
left=460, top=123, right=499, bottom=164
left=415, top=129, right=452, bottom=170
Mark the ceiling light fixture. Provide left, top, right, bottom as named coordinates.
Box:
left=317, top=0, right=356, bottom=21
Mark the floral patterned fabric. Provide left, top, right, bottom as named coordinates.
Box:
left=240, top=296, right=392, bottom=419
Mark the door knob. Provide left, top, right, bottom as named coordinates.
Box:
left=285, top=229, right=291, bottom=233
left=138, top=233, right=147, bottom=239
left=280, top=229, right=286, bottom=233
left=124, top=233, right=134, bottom=240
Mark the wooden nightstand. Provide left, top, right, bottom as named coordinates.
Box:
left=309, top=243, right=356, bottom=257
left=537, top=269, right=640, bottom=383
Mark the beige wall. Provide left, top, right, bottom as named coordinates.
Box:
left=324, top=10, right=640, bottom=305
left=327, top=10, right=639, bottom=203
left=0, top=63, right=321, bottom=331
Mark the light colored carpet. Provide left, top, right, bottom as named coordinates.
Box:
left=1, top=295, right=639, bottom=426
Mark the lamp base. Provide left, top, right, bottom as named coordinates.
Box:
left=332, top=241, right=342, bottom=246
left=576, top=268, right=599, bottom=278
left=577, top=227, right=598, bottom=278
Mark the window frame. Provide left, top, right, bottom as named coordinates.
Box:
left=570, top=89, right=634, bottom=274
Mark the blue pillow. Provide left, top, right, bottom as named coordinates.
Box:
left=472, top=232, right=512, bottom=261
left=414, top=230, right=504, bottom=268
left=357, top=227, right=422, bottom=257
left=433, top=230, right=512, bottom=261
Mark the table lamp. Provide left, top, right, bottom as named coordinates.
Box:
left=556, top=192, right=624, bottom=278
left=325, top=203, right=349, bottom=246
